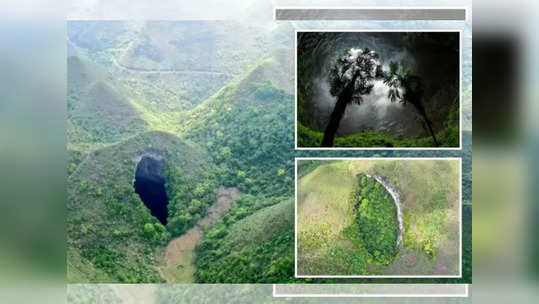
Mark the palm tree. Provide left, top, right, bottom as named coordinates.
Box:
left=321, top=48, right=383, bottom=147
left=383, top=61, right=439, bottom=146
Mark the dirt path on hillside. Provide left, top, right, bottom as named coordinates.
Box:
left=112, top=56, right=234, bottom=76
left=68, top=37, right=234, bottom=77
left=160, top=187, right=241, bottom=282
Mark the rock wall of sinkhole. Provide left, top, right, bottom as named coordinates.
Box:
left=366, top=173, right=404, bottom=251
left=134, top=154, right=169, bottom=225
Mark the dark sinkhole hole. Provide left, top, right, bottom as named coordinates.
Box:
left=134, top=155, right=169, bottom=225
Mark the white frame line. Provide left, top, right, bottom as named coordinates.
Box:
left=272, top=283, right=469, bottom=298
left=293, top=29, right=463, bottom=151
left=294, top=157, right=463, bottom=278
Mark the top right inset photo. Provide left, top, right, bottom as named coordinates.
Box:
left=296, top=30, right=461, bottom=149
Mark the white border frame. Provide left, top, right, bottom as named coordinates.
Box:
left=294, top=157, right=463, bottom=278
left=294, top=29, right=463, bottom=150
left=274, top=7, right=469, bottom=22
left=272, top=284, right=469, bottom=298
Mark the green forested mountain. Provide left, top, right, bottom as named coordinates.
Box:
left=67, top=21, right=471, bottom=284
left=179, top=49, right=295, bottom=198
left=67, top=56, right=149, bottom=149
left=67, top=131, right=213, bottom=282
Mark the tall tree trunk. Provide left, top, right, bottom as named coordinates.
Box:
left=424, top=117, right=439, bottom=147
left=412, top=103, right=439, bottom=147
left=321, top=94, right=348, bottom=147
left=321, top=74, right=358, bottom=147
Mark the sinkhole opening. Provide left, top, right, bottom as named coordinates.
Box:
left=134, top=155, right=169, bottom=225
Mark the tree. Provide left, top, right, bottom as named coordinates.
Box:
left=143, top=223, right=157, bottom=240
left=322, top=48, right=383, bottom=147
left=383, top=61, right=439, bottom=146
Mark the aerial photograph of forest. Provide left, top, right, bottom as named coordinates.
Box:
left=66, top=21, right=471, bottom=285
left=296, top=31, right=460, bottom=148
left=296, top=159, right=461, bottom=276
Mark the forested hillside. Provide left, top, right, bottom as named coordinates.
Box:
left=67, top=131, right=214, bottom=282
left=67, top=21, right=471, bottom=284
left=179, top=49, right=295, bottom=198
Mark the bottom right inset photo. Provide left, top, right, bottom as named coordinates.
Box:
left=296, top=158, right=461, bottom=278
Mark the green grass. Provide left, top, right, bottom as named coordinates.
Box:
left=296, top=161, right=359, bottom=275
left=297, top=121, right=459, bottom=148
left=297, top=159, right=460, bottom=276
left=194, top=197, right=294, bottom=283
left=67, top=56, right=151, bottom=149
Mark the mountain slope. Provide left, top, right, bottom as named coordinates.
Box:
left=67, top=56, right=148, bottom=149
left=168, top=50, right=297, bottom=283
left=195, top=197, right=294, bottom=283
left=178, top=49, right=295, bottom=198
left=67, top=131, right=212, bottom=282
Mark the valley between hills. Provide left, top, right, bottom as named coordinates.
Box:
left=67, top=21, right=472, bottom=284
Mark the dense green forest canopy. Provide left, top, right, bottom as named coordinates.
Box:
left=350, top=175, right=399, bottom=265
